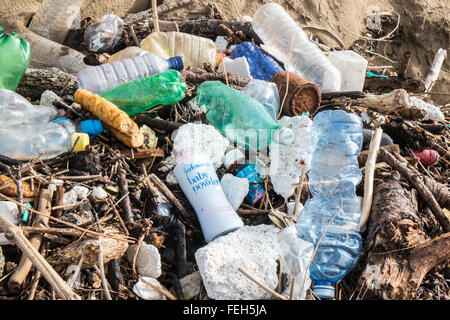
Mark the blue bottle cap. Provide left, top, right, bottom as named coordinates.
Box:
left=80, top=119, right=103, bottom=137
left=168, top=56, right=184, bottom=71
left=313, top=280, right=335, bottom=299
left=51, top=117, right=69, bottom=123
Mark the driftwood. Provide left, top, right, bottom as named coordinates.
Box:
left=181, top=68, right=250, bottom=89
left=124, top=0, right=195, bottom=25
left=424, top=48, right=447, bottom=92
left=363, top=76, right=425, bottom=93
left=117, top=162, right=135, bottom=229
left=357, top=176, right=450, bottom=299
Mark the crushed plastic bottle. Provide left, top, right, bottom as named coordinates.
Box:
left=252, top=3, right=341, bottom=92
left=84, top=14, right=124, bottom=52
left=0, top=28, right=31, bottom=91
left=243, top=79, right=280, bottom=119
left=141, top=31, right=219, bottom=69
left=278, top=226, right=314, bottom=299
left=28, top=0, right=84, bottom=44
left=100, top=70, right=187, bottom=116
left=229, top=42, right=283, bottom=81
left=296, top=109, right=363, bottom=299
left=21, top=31, right=87, bottom=74
left=195, top=81, right=294, bottom=151
left=77, top=53, right=184, bottom=94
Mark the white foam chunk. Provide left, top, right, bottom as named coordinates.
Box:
left=62, top=186, right=89, bottom=210
left=173, top=123, right=229, bottom=168
left=92, top=186, right=108, bottom=200
left=220, top=173, right=249, bottom=211
left=133, top=277, right=167, bottom=300
left=195, top=224, right=280, bottom=300
left=126, top=242, right=162, bottom=279
left=215, top=36, right=228, bottom=51
left=269, top=116, right=314, bottom=199
left=217, top=57, right=253, bottom=79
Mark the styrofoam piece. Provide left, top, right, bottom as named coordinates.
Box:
left=194, top=224, right=280, bottom=300
left=217, top=56, right=253, bottom=79
left=62, top=186, right=89, bottom=210
left=0, top=201, right=19, bottom=245
left=47, top=179, right=63, bottom=192
left=92, top=186, right=108, bottom=200
left=126, top=242, right=162, bottom=278
left=133, top=277, right=167, bottom=300
left=179, top=271, right=202, bottom=299
left=172, top=123, right=229, bottom=169
left=269, top=116, right=313, bottom=198
left=409, top=96, right=445, bottom=121
left=215, top=36, right=228, bottom=52
left=220, top=173, right=249, bottom=211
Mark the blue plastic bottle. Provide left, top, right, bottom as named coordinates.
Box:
left=229, top=42, right=283, bottom=81
left=296, top=109, right=363, bottom=299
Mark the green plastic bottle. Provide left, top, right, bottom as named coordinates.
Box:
left=100, top=69, right=187, bottom=116
left=195, top=81, right=294, bottom=151
left=0, top=27, right=31, bottom=91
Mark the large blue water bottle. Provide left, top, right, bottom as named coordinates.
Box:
left=296, top=109, right=363, bottom=299
left=229, top=42, right=283, bottom=81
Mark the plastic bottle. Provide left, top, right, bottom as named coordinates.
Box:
left=77, top=53, right=184, bottom=94
left=229, top=42, right=283, bottom=81
left=141, top=31, right=219, bottom=69
left=0, top=117, right=103, bottom=160
left=100, top=70, right=187, bottom=116
left=107, top=46, right=148, bottom=63
left=28, top=0, right=84, bottom=44
left=222, top=148, right=265, bottom=205
left=195, top=81, right=294, bottom=151
left=252, top=3, right=341, bottom=92
left=295, top=109, right=363, bottom=299
left=173, top=152, right=244, bottom=243
left=278, top=226, right=314, bottom=299
left=84, top=14, right=124, bottom=52
left=21, top=31, right=87, bottom=74
left=243, top=79, right=280, bottom=119
left=328, top=50, right=368, bottom=92
left=0, top=28, right=31, bottom=91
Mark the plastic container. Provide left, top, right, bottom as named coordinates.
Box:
left=0, top=28, right=31, bottom=91
left=195, top=81, right=294, bottom=151
left=217, top=56, right=253, bottom=79
left=100, top=70, right=187, bottom=116
left=0, top=201, right=19, bottom=245
left=222, top=148, right=265, bottom=205
left=296, top=109, right=363, bottom=299
left=84, top=14, right=124, bottom=52
left=21, top=31, right=87, bottom=74
left=243, top=79, right=280, bottom=119
left=412, top=149, right=439, bottom=166
left=141, top=31, right=218, bottom=68
left=173, top=152, right=244, bottom=243
left=277, top=226, right=314, bottom=299
left=229, top=42, right=283, bottom=81
left=28, top=0, right=84, bottom=44
left=107, top=46, right=148, bottom=63
left=77, top=53, right=184, bottom=94
left=252, top=3, right=341, bottom=92
left=328, top=50, right=368, bottom=92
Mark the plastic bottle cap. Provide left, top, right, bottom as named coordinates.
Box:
left=274, top=127, right=294, bottom=145
left=71, top=133, right=90, bottom=152
left=222, top=148, right=245, bottom=170
left=277, top=225, right=298, bottom=242
left=313, top=281, right=335, bottom=299
left=169, top=56, right=185, bottom=71
left=80, top=119, right=104, bottom=137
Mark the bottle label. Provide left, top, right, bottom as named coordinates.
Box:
left=236, top=164, right=265, bottom=204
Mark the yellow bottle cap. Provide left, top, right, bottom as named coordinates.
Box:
left=71, top=133, right=90, bottom=152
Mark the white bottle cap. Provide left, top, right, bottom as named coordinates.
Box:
left=222, top=148, right=245, bottom=170
left=273, top=127, right=294, bottom=145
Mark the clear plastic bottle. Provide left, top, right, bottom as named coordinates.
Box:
left=28, top=0, right=84, bottom=44
left=141, top=31, right=218, bottom=69
left=21, top=31, right=87, bottom=74
left=243, top=79, right=280, bottom=119
left=77, top=53, right=184, bottom=94
left=278, top=226, right=314, bottom=299
left=195, top=81, right=294, bottom=151
left=252, top=3, right=341, bottom=92
left=296, top=109, right=363, bottom=299
left=83, top=14, right=124, bottom=52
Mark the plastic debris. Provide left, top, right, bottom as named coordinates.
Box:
left=126, top=242, right=162, bottom=278
left=133, top=277, right=167, bottom=300
left=0, top=201, right=19, bottom=245
left=220, top=173, right=249, bottom=211
left=84, top=14, right=124, bottom=52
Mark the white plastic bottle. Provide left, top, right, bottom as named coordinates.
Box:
left=328, top=50, right=368, bottom=92
left=173, top=152, right=244, bottom=243
left=252, top=3, right=341, bottom=92
left=21, top=31, right=87, bottom=74
left=141, top=31, right=219, bottom=69
left=28, top=0, right=84, bottom=44
left=77, top=53, right=184, bottom=94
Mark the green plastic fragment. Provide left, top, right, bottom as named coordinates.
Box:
left=22, top=203, right=33, bottom=223
left=366, top=71, right=388, bottom=78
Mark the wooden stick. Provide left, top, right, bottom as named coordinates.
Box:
left=95, top=245, right=112, bottom=300
left=360, top=128, right=383, bottom=229
left=0, top=208, right=81, bottom=300
left=152, top=0, right=160, bottom=32
left=424, top=48, right=447, bottom=93
left=238, top=267, right=288, bottom=300
left=119, top=148, right=165, bottom=160
left=9, top=189, right=53, bottom=289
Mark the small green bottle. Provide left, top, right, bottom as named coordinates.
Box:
left=0, top=27, right=31, bottom=91
left=100, top=69, right=187, bottom=116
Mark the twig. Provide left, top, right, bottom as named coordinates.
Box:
left=67, top=254, right=84, bottom=289
left=140, top=277, right=177, bottom=300
left=237, top=267, right=288, bottom=300
left=95, top=244, right=112, bottom=300
left=289, top=276, right=296, bottom=300
left=152, top=0, right=160, bottom=32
